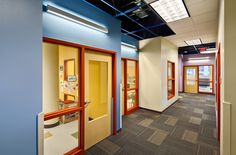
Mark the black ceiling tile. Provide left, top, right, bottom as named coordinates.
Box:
left=133, top=29, right=156, bottom=39
left=85, top=0, right=118, bottom=16
left=119, top=16, right=144, bottom=32
left=85, top=0, right=177, bottom=40
left=178, top=42, right=216, bottom=55
left=126, top=5, right=164, bottom=27
left=127, top=33, right=143, bottom=40
left=118, top=0, right=147, bottom=12
left=149, top=24, right=175, bottom=37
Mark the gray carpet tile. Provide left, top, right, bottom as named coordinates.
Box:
left=86, top=93, right=219, bottom=155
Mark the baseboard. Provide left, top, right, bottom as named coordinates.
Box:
left=139, top=107, right=162, bottom=113
left=139, top=98, right=179, bottom=114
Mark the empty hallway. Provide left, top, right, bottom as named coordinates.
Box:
left=86, top=93, right=219, bottom=155
left=2, top=0, right=236, bottom=155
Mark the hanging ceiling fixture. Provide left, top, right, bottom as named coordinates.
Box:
left=46, top=4, right=108, bottom=33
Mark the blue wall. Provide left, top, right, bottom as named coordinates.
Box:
left=121, top=34, right=139, bottom=60
left=0, top=0, right=42, bottom=154
left=43, top=0, right=122, bottom=130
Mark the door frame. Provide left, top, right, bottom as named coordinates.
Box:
left=121, top=58, right=139, bottom=115
left=183, top=65, right=214, bottom=94
left=43, top=37, right=117, bottom=155
left=216, top=43, right=221, bottom=142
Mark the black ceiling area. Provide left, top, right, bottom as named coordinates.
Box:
left=85, top=0, right=175, bottom=40
left=178, top=42, right=216, bottom=55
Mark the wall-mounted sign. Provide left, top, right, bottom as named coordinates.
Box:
left=68, top=75, right=77, bottom=82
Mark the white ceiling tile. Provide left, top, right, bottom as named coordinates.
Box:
left=164, top=0, right=219, bottom=47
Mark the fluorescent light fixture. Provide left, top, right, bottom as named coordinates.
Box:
left=187, top=59, right=210, bottom=63
left=46, top=5, right=108, bottom=33
left=150, top=0, right=189, bottom=23
left=188, top=57, right=210, bottom=60
left=121, top=42, right=137, bottom=50
left=200, top=50, right=216, bottom=54
left=185, top=39, right=202, bottom=46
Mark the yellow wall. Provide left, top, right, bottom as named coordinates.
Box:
left=43, top=43, right=59, bottom=124
left=127, top=61, right=136, bottom=78
left=58, top=45, right=79, bottom=102
left=88, top=61, right=108, bottom=119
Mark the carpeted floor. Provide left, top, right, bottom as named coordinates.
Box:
left=85, top=93, right=219, bottom=155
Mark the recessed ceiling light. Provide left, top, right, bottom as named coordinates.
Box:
left=185, top=39, right=202, bottom=46
left=150, top=0, right=190, bottom=23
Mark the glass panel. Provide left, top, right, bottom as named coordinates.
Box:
left=168, top=80, right=174, bottom=97
left=127, top=90, right=136, bottom=110
left=43, top=43, right=80, bottom=114
left=44, top=112, right=80, bottom=155
left=168, top=62, right=173, bottom=79
left=167, top=62, right=175, bottom=99
left=127, top=61, right=136, bottom=89
left=88, top=60, right=108, bottom=121
left=199, top=66, right=212, bottom=81
left=199, top=66, right=213, bottom=93
left=199, top=82, right=213, bottom=93
left=186, top=68, right=196, bottom=86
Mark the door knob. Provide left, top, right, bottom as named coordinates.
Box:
left=84, top=100, right=91, bottom=108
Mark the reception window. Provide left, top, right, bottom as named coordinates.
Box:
left=167, top=61, right=175, bottom=99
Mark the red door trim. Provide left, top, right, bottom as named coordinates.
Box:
left=216, top=43, right=221, bottom=142
left=43, top=37, right=117, bottom=154
left=167, top=61, right=175, bottom=100
left=122, top=58, right=139, bottom=115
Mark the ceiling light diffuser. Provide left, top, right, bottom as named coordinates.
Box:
left=46, top=5, right=108, bottom=33
left=185, top=39, right=202, bottom=46
left=150, top=0, right=189, bottom=23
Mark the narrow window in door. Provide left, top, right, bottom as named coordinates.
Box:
left=168, top=61, right=175, bottom=99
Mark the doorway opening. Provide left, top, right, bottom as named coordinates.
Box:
left=121, top=58, right=139, bottom=115
left=42, top=37, right=117, bottom=155
left=184, top=65, right=214, bottom=94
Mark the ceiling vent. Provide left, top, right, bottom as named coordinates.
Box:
left=132, top=0, right=149, bottom=19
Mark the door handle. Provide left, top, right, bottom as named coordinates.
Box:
left=84, top=100, right=91, bottom=108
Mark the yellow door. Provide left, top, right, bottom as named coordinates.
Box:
left=184, top=66, right=198, bottom=93
left=85, top=50, right=112, bottom=149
